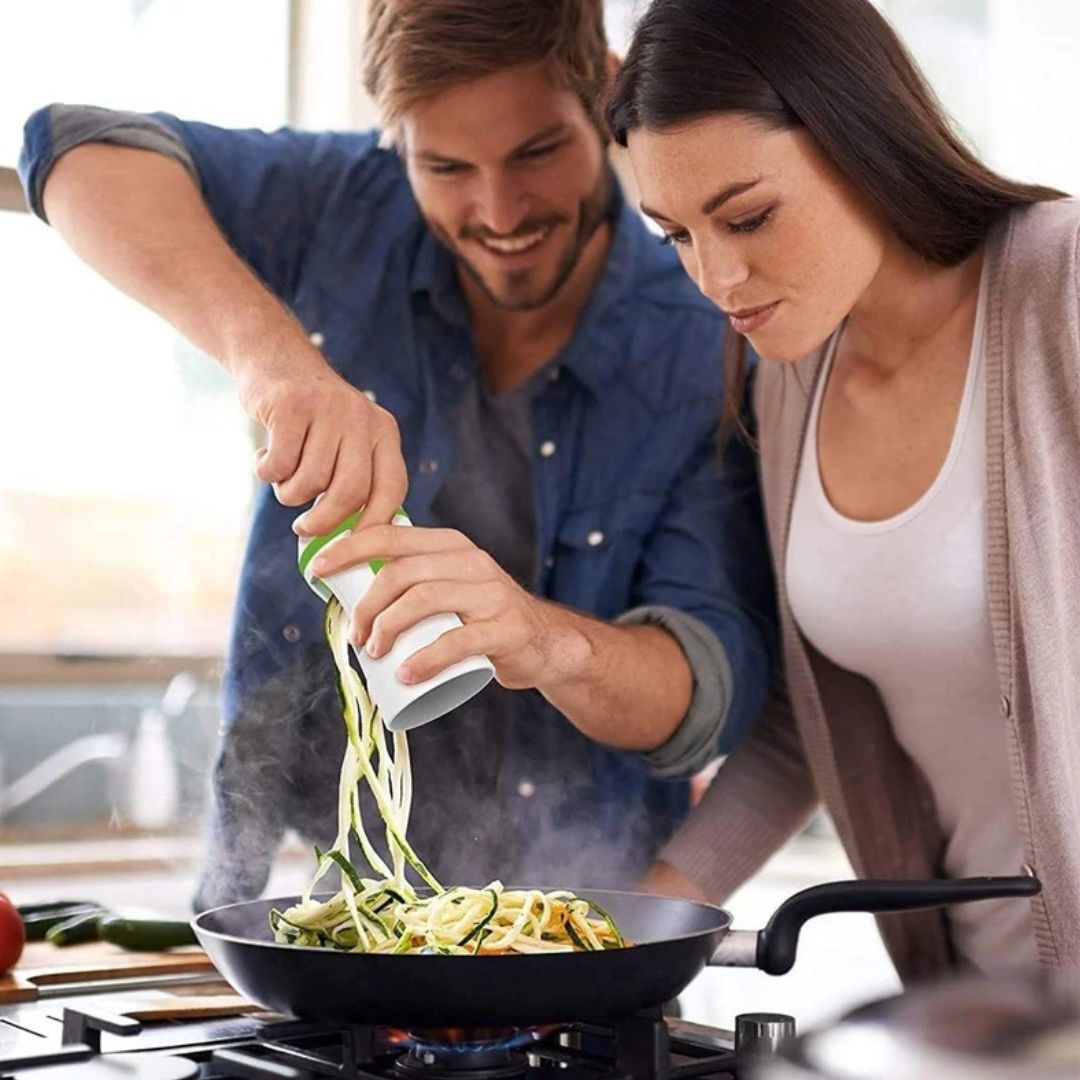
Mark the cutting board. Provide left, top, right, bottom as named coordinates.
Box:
left=0, top=939, right=217, bottom=1005
left=119, top=994, right=269, bottom=1021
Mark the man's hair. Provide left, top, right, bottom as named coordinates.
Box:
left=364, top=0, right=609, bottom=129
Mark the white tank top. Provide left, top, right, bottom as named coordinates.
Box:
left=786, top=279, right=1036, bottom=974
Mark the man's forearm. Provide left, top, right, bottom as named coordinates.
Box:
left=535, top=604, right=693, bottom=752
left=43, top=143, right=308, bottom=371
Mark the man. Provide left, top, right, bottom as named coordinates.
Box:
left=19, top=0, right=773, bottom=905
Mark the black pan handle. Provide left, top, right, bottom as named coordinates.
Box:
left=756, top=875, right=1040, bottom=975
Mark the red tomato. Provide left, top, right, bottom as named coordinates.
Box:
left=0, top=892, right=26, bottom=973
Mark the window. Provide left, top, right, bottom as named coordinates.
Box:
left=0, top=0, right=290, bottom=164
left=878, top=0, right=1080, bottom=194
left=0, top=0, right=289, bottom=660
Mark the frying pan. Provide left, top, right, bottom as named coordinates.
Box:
left=192, top=875, right=1038, bottom=1027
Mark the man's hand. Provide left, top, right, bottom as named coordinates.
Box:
left=307, top=525, right=590, bottom=689
left=232, top=346, right=407, bottom=537
left=636, top=860, right=709, bottom=902
left=309, top=525, right=692, bottom=753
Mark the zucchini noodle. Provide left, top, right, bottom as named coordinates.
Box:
left=271, top=598, right=628, bottom=955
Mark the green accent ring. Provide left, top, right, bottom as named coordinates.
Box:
left=297, top=511, right=362, bottom=577
left=297, top=508, right=406, bottom=579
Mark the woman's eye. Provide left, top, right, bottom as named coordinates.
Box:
left=726, top=208, right=773, bottom=235
left=659, top=231, right=690, bottom=247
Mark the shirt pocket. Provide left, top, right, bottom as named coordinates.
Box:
left=550, top=491, right=668, bottom=618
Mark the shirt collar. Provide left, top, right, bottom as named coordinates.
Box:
left=409, top=173, right=643, bottom=398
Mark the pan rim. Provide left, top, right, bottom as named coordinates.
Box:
left=191, top=887, right=733, bottom=957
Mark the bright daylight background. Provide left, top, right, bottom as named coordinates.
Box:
left=1, top=0, right=1078, bottom=658
left=0, top=1, right=288, bottom=658
left=0, top=0, right=1076, bottom=1032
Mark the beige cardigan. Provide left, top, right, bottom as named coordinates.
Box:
left=662, top=198, right=1080, bottom=983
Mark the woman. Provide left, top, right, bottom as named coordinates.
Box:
left=607, top=0, right=1078, bottom=980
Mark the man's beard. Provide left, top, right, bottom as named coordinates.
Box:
left=431, top=171, right=612, bottom=312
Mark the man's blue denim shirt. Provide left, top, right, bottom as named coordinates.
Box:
left=20, top=113, right=776, bottom=884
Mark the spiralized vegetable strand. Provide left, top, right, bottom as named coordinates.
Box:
left=273, top=598, right=628, bottom=956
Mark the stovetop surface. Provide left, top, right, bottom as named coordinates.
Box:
left=0, top=996, right=747, bottom=1080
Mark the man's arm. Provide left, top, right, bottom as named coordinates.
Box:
left=308, top=380, right=775, bottom=756
left=307, top=524, right=691, bottom=750
left=21, top=107, right=405, bottom=534
left=524, top=606, right=693, bottom=752
left=44, top=143, right=288, bottom=375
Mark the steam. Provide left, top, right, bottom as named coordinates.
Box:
left=194, top=544, right=671, bottom=910
left=194, top=647, right=670, bottom=912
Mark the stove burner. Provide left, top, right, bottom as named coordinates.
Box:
left=395, top=1043, right=526, bottom=1080
left=391, top=1027, right=547, bottom=1080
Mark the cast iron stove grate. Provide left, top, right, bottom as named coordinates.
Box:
left=212, top=1009, right=743, bottom=1080
left=1, top=1003, right=788, bottom=1080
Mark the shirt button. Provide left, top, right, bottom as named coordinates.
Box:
left=1000, top=695, right=1011, bottom=719
left=547, top=366, right=561, bottom=382
left=587, top=530, right=605, bottom=548
left=309, top=331, right=325, bottom=348
left=543, top=555, right=555, bottom=569
left=419, top=458, right=439, bottom=475
left=517, top=780, right=536, bottom=798
left=539, top=440, right=557, bottom=458
left=282, top=624, right=302, bottom=643
left=362, top=389, right=377, bottom=403
left=449, top=363, right=469, bottom=382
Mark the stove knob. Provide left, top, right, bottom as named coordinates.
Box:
left=735, top=1012, right=796, bottom=1057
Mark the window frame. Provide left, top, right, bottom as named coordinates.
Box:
left=0, top=652, right=221, bottom=686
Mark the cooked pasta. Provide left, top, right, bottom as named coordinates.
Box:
left=271, top=598, right=627, bottom=955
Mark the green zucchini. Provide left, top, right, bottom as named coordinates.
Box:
left=16, top=900, right=98, bottom=917
left=581, top=896, right=625, bottom=948
left=327, top=849, right=366, bottom=894
left=44, top=911, right=104, bottom=947
left=457, top=889, right=499, bottom=948
left=97, top=916, right=197, bottom=951
left=562, top=916, right=590, bottom=951
left=21, top=904, right=104, bottom=942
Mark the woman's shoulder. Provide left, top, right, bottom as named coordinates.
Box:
left=1008, top=194, right=1080, bottom=237
left=997, top=197, right=1080, bottom=289
left=988, top=199, right=1079, bottom=340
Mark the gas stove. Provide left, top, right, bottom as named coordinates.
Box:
left=0, top=998, right=796, bottom=1080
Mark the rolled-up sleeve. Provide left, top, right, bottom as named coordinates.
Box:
left=19, top=103, right=385, bottom=303
left=19, top=104, right=196, bottom=222
left=624, top=375, right=779, bottom=774
left=617, top=604, right=733, bottom=778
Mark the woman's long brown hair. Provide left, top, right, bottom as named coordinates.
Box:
left=606, top=0, right=1067, bottom=431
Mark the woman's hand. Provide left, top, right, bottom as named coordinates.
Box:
left=636, top=860, right=710, bottom=901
